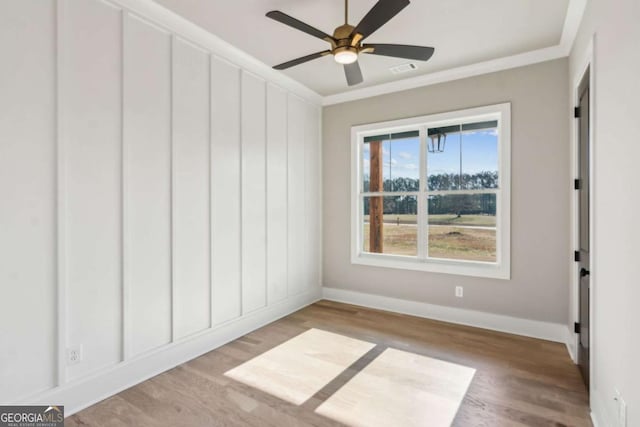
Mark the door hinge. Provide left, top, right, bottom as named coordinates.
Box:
left=574, top=322, right=580, bottom=334
left=574, top=251, right=580, bottom=262
left=574, top=179, right=580, bottom=190
left=574, top=107, right=581, bottom=118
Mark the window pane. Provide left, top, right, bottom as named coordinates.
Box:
left=461, top=128, right=499, bottom=190
left=427, top=122, right=499, bottom=191
left=427, top=129, right=461, bottom=190
left=427, top=194, right=496, bottom=262
left=362, top=142, right=370, bottom=192
left=363, top=196, right=417, bottom=256
left=363, top=137, right=419, bottom=192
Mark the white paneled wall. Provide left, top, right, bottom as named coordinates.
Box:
left=171, top=37, right=211, bottom=340
left=0, top=0, right=57, bottom=401
left=64, top=0, right=123, bottom=380
left=305, top=104, right=322, bottom=288
left=241, top=72, right=268, bottom=314
left=210, top=57, right=243, bottom=326
left=287, top=96, right=308, bottom=296
left=266, top=85, right=289, bottom=304
left=124, top=13, right=173, bottom=357
left=0, top=0, right=321, bottom=410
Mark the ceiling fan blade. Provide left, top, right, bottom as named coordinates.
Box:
left=266, top=11, right=333, bottom=42
left=363, top=44, right=435, bottom=61
left=351, top=0, right=410, bottom=40
left=273, top=50, right=331, bottom=70
left=344, top=61, right=364, bottom=86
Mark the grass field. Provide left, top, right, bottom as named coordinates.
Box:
left=363, top=223, right=418, bottom=256
left=363, top=223, right=496, bottom=262
left=427, top=214, right=496, bottom=227
left=364, top=214, right=496, bottom=227
left=428, top=226, right=496, bottom=262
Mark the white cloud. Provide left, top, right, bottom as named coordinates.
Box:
left=398, top=151, right=413, bottom=160
left=466, top=129, right=498, bottom=137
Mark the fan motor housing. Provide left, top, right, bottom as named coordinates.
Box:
left=333, top=24, right=355, bottom=40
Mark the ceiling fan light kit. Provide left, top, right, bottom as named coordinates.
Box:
left=333, top=47, right=359, bottom=64
left=266, top=0, right=435, bottom=86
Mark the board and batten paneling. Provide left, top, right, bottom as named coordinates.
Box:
left=241, top=72, right=268, bottom=314
left=123, top=13, right=172, bottom=356
left=171, top=37, right=211, bottom=339
left=305, top=103, right=322, bottom=290
left=210, top=57, right=243, bottom=326
left=287, top=95, right=308, bottom=295
left=0, top=0, right=321, bottom=409
left=64, top=0, right=123, bottom=380
left=0, top=0, right=57, bottom=401
left=266, top=84, right=289, bottom=304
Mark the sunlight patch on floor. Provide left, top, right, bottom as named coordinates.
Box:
left=224, top=328, right=375, bottom=405
left=315, top=347, right=475, bottom=427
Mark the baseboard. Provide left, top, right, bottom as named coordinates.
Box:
left=21, top=288, right=321, bottom=416
left=565, top=325, right=578, bottom=363
left=591, top=390, right=615, bottom=427
left=322, top=287, right=568, bottom=343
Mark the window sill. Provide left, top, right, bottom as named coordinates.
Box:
left=351, top=252, right=511, bottom=280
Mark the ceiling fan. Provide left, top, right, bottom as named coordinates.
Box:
left=266, top=0, right=434, bottom=86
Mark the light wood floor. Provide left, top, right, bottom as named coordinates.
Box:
left=67, top=301, right=592, bottom=426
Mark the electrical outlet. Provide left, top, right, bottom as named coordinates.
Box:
left=67, top=345, right=83, bottom=366
left=455, top=286, right=463, bottom=298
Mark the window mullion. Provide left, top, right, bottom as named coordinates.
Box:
left=495, top=190, right=501, bottom=264
left=427, top=189, right=499, bottom=196
left=361, top=191, right=419, bottom=197
left=418, top=126, right=428, bottom=260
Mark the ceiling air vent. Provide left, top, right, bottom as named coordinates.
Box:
left=389, top=63, right=418, bottom=74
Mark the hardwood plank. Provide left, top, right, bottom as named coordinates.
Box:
left=68, top=301, right=591, bottom=426
left=316, top=347, right=476, bottom=427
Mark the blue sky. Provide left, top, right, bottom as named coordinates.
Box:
left=363, top=129, right=498, bottom=181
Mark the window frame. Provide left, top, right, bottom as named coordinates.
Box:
left=350, top=103, right=511, bottom=279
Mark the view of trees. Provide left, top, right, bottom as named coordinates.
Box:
left=363, top=171, right=498, bottom=216
left=429, top=171, right=498, bottom=191
left=428, top=193, right=496, bottom=216
left=364, top=171, right=498, bottom=192
left=364, top=195, right=417, bottom=216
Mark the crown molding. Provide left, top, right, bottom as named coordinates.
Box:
left=120, top=0, right=586, bottom=108
left=110, top=0, right=323, bottom=105
left=559, top=0, right=587, bottom=55
left=321, top=0, right=586, bottom=106
left=321, top=45, right=566, bottom=106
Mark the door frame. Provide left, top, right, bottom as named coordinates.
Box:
left=570, top=35, right=594, bottom=394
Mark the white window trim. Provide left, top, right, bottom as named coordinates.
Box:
left=350, top=103, right=511, bottom=280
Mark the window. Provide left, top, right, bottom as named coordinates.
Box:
left=351, top=103, right=510, bottom=279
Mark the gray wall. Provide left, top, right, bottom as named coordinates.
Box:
left=322, top=58, right=570, bottom=324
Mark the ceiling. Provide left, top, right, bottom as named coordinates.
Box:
left=152, top=0, right=570, bottom=96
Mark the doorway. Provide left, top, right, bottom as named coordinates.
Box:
left=576, top=67, right=590, bottom=388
